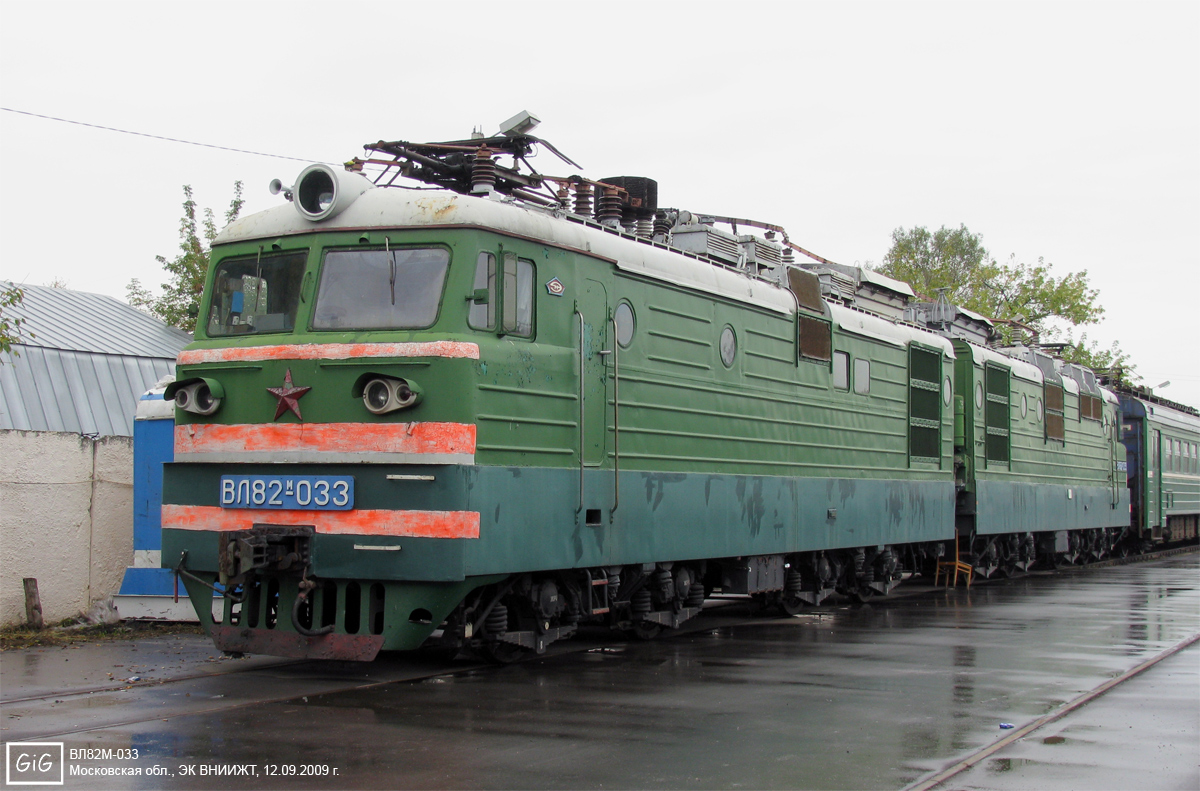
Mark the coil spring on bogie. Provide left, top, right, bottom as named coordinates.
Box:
left=686, top=582, right=706, bottom=608
left=597, top=186, right=622, bottom=226
left=607, top=572, right=620, bottom=603
left=486, top=603, right=508, bottom=636
left=855, top=549, right=874, bottom=583
left=471, top=147, right=497, bottom=193
left=656, top=568, right=673, bottom=596
left=878, top=548, right=894, bottom=576
left=573, top=183, right=593, bottom=217
left=631, top=588, right=652, bottom=615
left=785, top=569, right=803, bottom=594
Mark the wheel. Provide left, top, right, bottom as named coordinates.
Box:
left=628, top=620, right=662, bottom=641
left=480, top=641, right=527, bottom=664
left=779, top=595, right=806, bottom=616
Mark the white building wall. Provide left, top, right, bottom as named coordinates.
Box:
left=0, top=430, right=133, bottom=627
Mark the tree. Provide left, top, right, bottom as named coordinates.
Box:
left=1054, top=330, right=1139, bottom=384
left=128, top=182, right=243, bottom=332
left=876, top=225, right=997, bottom=307
left=980, top=253, right=1104, bottom=331
left=0, top=282, right=33, bottom=360
left=877, top=224, right=1134, bottom=379
left=879, top=224, right=1109, bottom=338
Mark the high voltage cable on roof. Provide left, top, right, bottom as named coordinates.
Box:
left=1, top=107, right=338, bottom=165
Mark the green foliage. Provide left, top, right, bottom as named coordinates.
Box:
left=0, top=282, right=33, bottom=360
left=878, top=225, right=996, bottom=306
left=877, top=224, right=1133, bottom=375
left=128, top=182, right=243, bottom=332
left=983, top=253, right=1104, bottom=330
left=1055, top=330, right=1140, bottom=384
left=880, top=224, right=1108, bottom=338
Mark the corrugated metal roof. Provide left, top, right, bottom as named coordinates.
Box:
left=1, top=282, right=192, bottom=357
left=1, top=283, right=189, bottom=436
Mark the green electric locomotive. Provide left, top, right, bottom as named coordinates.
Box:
left=162, top=129, right=1135, bottom=661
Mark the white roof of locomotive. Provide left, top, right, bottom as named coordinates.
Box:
left=218, top=182, right=968, bottom=358
left=216, top=188, right=798, bottom=316
left=828, top=304, right=955, bottom=358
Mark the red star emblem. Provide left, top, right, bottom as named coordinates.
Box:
left=266, top=369, right=311, bottom=421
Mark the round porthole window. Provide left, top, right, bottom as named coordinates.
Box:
left=719, top=326, right=737, bottom=367
left=1036, top=398, right=1044, bottom=422
left=943, top=376, right=953, bottom=406
left=975, top=382, right=984, bottom=411
left=614, top=302, right=634, bottom=348
left=1021, top=393, right=1028, bottom=418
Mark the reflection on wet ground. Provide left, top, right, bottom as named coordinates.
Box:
left=939, top=643, right=1198, bottom=791
left=5, top=555, right=1197, bottom=790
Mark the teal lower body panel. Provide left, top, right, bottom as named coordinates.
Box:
left=974, top=479, right=1131, bottom=535
left=463, top=467, right=955, bottom=576
left=162, top=463, right=954, bottom=580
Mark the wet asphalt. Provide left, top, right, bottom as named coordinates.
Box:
left=2, top=553, right=1197, bottom=790
left=931, top=640, right=1198, bottom=791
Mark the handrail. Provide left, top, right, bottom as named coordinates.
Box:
left=611, top=315, right=619, bottom=515
left=575, top=309, right=584, bottom=514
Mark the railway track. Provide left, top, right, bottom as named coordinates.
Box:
left=905, top=632, right=1200, bottom=791
left=4, top=544, right=1195, bottom=744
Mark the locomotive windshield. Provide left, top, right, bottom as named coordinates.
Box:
left=207, top=251, right=307, bottom=336
left=313, top=247, right=450, bottom=330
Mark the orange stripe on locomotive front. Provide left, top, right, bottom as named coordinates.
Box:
left=163, top=504, right=480, bottom=539
left=174, top=422, right=476, bottom=457
left=177, top=341, right=480, bottom=365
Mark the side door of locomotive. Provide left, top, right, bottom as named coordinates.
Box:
left=577, top=278, right=610, bottom=469
left=1109, top=405, right=1120, bottom=508
left=1149, top=428, right=1162, bottom=538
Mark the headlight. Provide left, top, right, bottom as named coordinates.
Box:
left=174, top=380, right=222, bottom=416
left=292, top=163, right=373, bottom=222
left=362, top=377, right=421, bottom=415
left=297, top=168, right=334, bottom=215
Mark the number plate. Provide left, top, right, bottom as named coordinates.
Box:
left=220, top=475, right=354, bottom=510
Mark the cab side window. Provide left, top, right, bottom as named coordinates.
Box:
left=502, top=253, right=534, bottom=337
left=853, top=358, right=871, bottom=395
left=468, top=252, right=496, bottom=330
left=468, top=251, right=535, bottom=338
left=833, top=351, right=850, bottom=391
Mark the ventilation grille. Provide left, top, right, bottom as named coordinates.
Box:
left=739, top=237, right=783, bottom=266
left=788, top=268, right=824, bottom=312
left=798, top=315, right=832, bottom=361
left=671, top=226, right=742, bottom=265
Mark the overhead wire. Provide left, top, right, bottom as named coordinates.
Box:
left=0, top=106, right=339, bottom=165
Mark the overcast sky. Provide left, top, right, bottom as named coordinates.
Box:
left=1, top=1, right=1197, bottom=408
